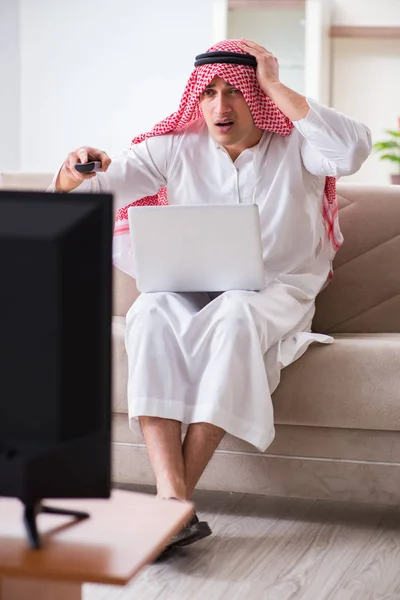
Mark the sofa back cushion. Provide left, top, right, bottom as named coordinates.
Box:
left=114, top=184, right=400, bottom=332
left=313, top=184, right=400, bottom=334
left=0, top=172, right=54, bottom=190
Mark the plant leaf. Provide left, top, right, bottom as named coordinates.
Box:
left=373, top=141, right=400, bottom=151
left=384, top=129, right=400, bottom=137
left=378, top=154, right=400, bottom=162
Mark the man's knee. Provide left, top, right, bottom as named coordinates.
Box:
left=211, top=292, right=266, bottom=347
left=125, top=293, right=169, bottom=340
left=217, top=292, right=252, bottom=329
left=128, top=293, right=166, bottom=319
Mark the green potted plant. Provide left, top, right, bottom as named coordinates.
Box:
left=373, top=122, right=400, bottom=185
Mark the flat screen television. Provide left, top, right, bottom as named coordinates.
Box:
left=0, top=189, right=113, bottom=548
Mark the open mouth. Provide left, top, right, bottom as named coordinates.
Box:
left=215, top=120, right=234, bottom=133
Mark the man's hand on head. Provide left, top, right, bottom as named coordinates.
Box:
left=237, top=39, right=280, bottom=96
left=238, top=38, right=309, bottom=121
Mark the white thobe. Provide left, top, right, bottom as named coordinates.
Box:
left=51, top=98, right=371, bottom=451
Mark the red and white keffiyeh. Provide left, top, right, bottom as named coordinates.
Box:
left=114, top=39, right=342, bottom=260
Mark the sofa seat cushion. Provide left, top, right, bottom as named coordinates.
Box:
left=273, top=333, right=400, bottom=430
left=112, top=318, right=400, bottom=432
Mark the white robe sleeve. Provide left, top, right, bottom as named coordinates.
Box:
left=47, top=135, right=174, bottom=210
left=293, top=98, right=372, bottom=177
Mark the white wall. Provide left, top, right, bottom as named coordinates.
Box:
left=7, top=0, right=400, bottom=183
left=332, top=0, right=400, bottom=26
left=19, top=0, right=214, bottom=172
left=332, top=38, right=400, bottom=185
left=228, top=8, right=306, bottom=94
left=0, top=0, right=20, bottom=171
left=304, top=0, right=331, bottom=104
left=329, top=0, right=400, bottom=184
left=213, top=0, right=228, bottom=43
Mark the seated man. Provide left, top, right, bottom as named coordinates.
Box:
left=51, top=39, right=371, bottom=550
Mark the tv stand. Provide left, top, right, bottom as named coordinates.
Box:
left=0, top=491, right=192, bottom=600
left=23, top=502, right=90, bottom=549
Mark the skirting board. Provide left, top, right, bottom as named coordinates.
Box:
left=112, top=442, right=400, bottom=505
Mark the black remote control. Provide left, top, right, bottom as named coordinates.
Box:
left=74, top=161, right=102, bottom=173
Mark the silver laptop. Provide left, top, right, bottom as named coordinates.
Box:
left=128, top=204, right=265, bottom=293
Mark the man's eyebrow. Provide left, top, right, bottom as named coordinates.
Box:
left=204, top=82, right=234, bottom=89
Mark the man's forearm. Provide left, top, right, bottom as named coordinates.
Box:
left=264, top=82, right=310, bottom=122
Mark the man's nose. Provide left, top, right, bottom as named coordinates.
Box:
left=214, top=93, right=232, bottom=115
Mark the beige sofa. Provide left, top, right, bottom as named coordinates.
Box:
left=2, top=172, right=400, bottom=504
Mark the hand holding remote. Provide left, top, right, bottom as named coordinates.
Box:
left=55, top=146, right=111, bottom=192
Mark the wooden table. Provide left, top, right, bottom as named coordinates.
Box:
left=0, top=490, right=193, bottom=600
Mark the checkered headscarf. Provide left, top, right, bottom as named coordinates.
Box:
left=114, top=40, right=342, bottom=269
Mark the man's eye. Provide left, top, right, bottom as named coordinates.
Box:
left=230, top=88, right=241, bottom=95
left=203, top=90, right=214, bottom=97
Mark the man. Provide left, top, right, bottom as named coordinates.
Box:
left=52, top=39, right=371, bottom=550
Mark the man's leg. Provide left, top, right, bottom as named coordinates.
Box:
left=140, top=417, right=224, bottom=500
left=183, top=422, right=225, bottom=498
left=139, top=416, right=187, bottom=500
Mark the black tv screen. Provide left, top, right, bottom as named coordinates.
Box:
left=0, top=190, right=113, bottom=522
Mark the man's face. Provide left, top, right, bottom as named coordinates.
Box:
left=199, top=76, right=263, bottom=155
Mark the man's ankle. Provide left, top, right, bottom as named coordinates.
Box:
left=156, top=479, right=187, bottom=501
